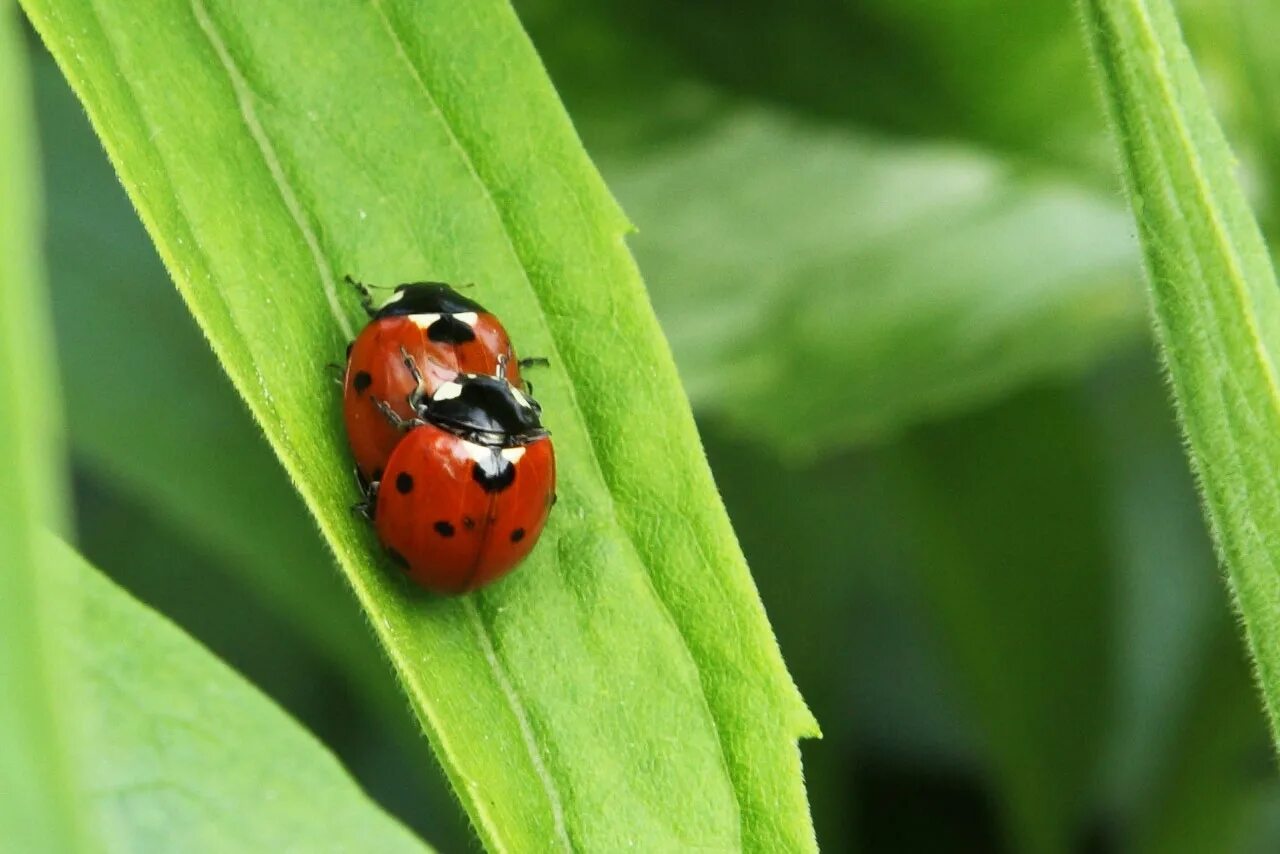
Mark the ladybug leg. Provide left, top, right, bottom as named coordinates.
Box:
left=518, top=356, right=551, bottom=370
left=345, top=274, right=377, bottom=317
left=397, top=345, right=430, bottom=410
left=351, top=467, right=378, bottom=521
left=371, top=396, right=420, bottom=432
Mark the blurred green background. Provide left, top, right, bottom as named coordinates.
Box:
left=21, top=0, right=1280, bottom=851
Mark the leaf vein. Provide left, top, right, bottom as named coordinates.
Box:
left=189, top=0, right=354, bottom=341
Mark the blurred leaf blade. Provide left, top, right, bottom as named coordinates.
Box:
left=43, top=535, right=432, bottom=853
left=1081, top=0, right=1280, bottom=745
left=21, top=0, right=816, bottom=850
left=0, top=5, right=89, bottom=850
left=520, top=3, right=1148, bottom=454
left=607, top=106, right=1145, bottom=454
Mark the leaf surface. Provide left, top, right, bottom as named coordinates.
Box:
left=0, top=7, right=89, bottom=849
left=42, top=536, right=431, bottom=854
left=1081, top=0, right=1280, bottom=749
left=21, top=0, right=817, bottom=849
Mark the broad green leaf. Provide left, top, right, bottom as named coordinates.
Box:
left=22, top=1, right=817, bottom=850
left=1080, top=0, right=1280, bottom=749
left=29, top=43, right=389, bottom=709
left=607, top=108, right=1144, bottom=454
left=0, top=6, right=88, bottom=850
left=42, top=535, right=431, bottom=853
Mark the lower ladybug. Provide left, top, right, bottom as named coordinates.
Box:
left=342, top=277, right=543, bottom=483
left=364, top=357, right=555, bottom=595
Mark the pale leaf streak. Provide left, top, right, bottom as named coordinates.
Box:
left=463, top=598, right=571, bottom=852
left=189, top=0, right=353, bottom=341
left=1123, top=0, right=1280, bottom=412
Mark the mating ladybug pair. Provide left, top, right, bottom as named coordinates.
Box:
left=340, top=279, right=555, bottom=595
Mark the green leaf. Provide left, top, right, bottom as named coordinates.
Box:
left=1080, top=0, right=1280, bottom=748
left=21, top=1, right=817, bottom=849
left=519, top=2, right=1147, bottom=452
left=40, top=535, right=432, bottom=853
left=606, top=107, right=1145, bottom=454
left=29, top=44, right=389, bottom=709
left=0, top=6, right=89, bottom=850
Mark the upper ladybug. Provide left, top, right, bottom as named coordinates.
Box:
left=341, top=278, right=534, bottom=483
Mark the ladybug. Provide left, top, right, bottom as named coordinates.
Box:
left=342, top=277, right=543, bottom=483
left=364, top=357, right=556, bottom=594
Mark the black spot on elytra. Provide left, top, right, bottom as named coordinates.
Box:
left=434, top=520, right=456, bottom=538
left=463, top=516, right=476, bottom=530
left=353, top=370, right=372, bottom=393
left=472, top=452, right=516, bottom=493
left=510, top=528, right=526, bottom=543
left=395, top=472, right=414, bottom=494
left=427, top=315, right=477, bottom=345
left=386, top=548, right=409, bottom=570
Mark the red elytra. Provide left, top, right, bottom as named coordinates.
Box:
left=373, top=376, right=555, bottom=594
left=342, top=281, right=525, bottom=482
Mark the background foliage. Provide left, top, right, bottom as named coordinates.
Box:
left=14, top=0, right=1280, bottom=850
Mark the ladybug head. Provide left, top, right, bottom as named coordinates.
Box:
left=422, top=373, right=546, bottom=446
left=374, top=282, right=486, bottom=319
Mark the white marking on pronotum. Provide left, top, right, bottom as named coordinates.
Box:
left=501, top=447, right=527, bottom=464
left=453, top=311, right=479, bottom=327
left=509, top=387, right=531, bottom=410
left=461, top=441, right=491, bottom=462
left=191, top=0, right=353, bottom=340
left=433, top=381, right=463, bottom=401
left=382, top=288, right=407, bottom=306
left=409, top=312, right=442, bottom=330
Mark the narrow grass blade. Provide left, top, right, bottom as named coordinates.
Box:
left=1080, top=0, right=1280, bottom=746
